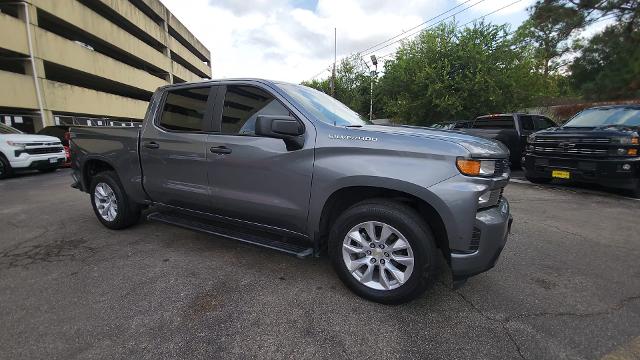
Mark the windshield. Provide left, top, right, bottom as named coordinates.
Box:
left=0, top=123, right=22, bottom=134
left=278, top=83, right=371, bottom=126
left=563, top=107, right=640, bottom=128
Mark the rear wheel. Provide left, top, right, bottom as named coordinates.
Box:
left=90, top=171, right=141, bottom=229
left=0, top=155, right=12, bottom=179
left=329, top=199, right=436, bottom=304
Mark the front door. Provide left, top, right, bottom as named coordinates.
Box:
left=205, top=84, right=315, bottom=234
left=140, top=85, right=217, bottom=211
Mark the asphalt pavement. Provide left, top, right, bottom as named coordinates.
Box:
left=0, top=169, right=639, bottom=359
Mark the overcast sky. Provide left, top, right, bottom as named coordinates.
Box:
left=159, top=0, right=610, bottom=83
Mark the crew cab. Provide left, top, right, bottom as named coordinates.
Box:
left=458, top=113, right=556, bottom=167
left=524, top=105, right=640, bottom=197
left=0, top=123, right=65, bottom=179
left=70, top=79, right=513, bottom=304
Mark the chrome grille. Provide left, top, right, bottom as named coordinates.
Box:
left=532, top=146, right=608, bottom=155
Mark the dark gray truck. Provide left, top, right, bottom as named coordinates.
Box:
left=71, top=79, right=512, bottom=304
left=458, top=113, right=556, bottom=167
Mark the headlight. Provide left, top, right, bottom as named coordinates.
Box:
left=456, top=158, right=497, bottom=177
left=612, top=136, right=638, bottom=145
left=6, top=141, right=26, bottom=149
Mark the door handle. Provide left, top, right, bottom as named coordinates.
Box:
left=210, top=146, right=232, bottom=154
left=144, top=141, right=159, bottom=149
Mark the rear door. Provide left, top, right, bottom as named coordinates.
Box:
left=140, top=85, right=218, bottom=211
left=204, top=83, right=315, bottom=234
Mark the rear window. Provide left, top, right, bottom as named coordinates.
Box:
left=472, top=116, right=515, bottom=129
left=159, top=87, right=212, bottom=132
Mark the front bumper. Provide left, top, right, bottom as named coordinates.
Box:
left=450, top=198, right=512, bottom=279
left=10, top=152, right=66, bottom=169
left=525, top=154, right=640, bottom=190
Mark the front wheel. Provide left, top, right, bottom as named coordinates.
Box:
left=90, top=171, right=141, bottom=230
left=0, top=155, right=12, bottom=179
left=329, top=199, right=437, bottom=304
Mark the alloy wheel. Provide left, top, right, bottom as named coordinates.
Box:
left=342, top=221, right=415, bottom=290
left=94, top=182, right=118, bottom=222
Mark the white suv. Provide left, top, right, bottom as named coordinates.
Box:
left=0, top=123, right=66, bottom=179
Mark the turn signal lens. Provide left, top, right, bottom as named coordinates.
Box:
left=628, top=148, right=638, bottom=156
left=632, top=137, right=639, bottom=145
left=456, top=159, right=481, bottom=176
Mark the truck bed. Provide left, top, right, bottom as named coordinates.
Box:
left=70, top=126, right=143, bottom=200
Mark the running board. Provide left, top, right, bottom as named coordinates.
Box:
left=147, top=212, right=314, bottom=258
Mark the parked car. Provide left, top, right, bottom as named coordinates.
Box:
left=0, top=123, right=65, bottom=179
left=524, top=105, right=640, bottom=197
left=457, top=113, right=556, bottom=167
left=37, top=125, right=73, bottom=167
left=70, top=79, right=512, bottom=304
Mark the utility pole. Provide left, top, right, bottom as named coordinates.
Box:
left=330, top=28, right=336, bottom=98
left=369, top=55, right=378, bottom=121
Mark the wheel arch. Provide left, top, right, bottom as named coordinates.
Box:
left=314, top=183, right=452, bottom=262
left=81, top=157, right=118, bottom=192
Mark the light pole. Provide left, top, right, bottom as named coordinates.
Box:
left=369, top=55, right=378, bottom=122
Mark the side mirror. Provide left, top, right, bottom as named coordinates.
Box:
left=255, top=115, right=304, bottom=150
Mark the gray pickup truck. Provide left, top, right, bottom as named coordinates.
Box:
left=71, top=79, right=512, bottom=304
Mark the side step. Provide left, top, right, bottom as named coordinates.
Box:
left=147, top=212, right=314, bottom=258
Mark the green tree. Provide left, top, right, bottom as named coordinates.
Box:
left=377, top=22, right=546, bottom=125
left=517, top=0, right=585, bottom=76
left=570, top=24, right=640, bottom=99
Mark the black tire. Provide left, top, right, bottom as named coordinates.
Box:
left=630, top=183, right=640, bottom=199
left=90, top=171, right=141, bottom=230
left=525, top=174, right=552, bottom=184
left=38, top=167, right=58, bottom=173
left=328, top=199, right=437, bottom=304
left=0, top=154, right=12, bottom=179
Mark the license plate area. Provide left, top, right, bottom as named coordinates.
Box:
left=551, top=170, right=570, bottom=179
left=49, top=157, right=57, bottom=164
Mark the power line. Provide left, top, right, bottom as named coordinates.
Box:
left=359, top=0, right=492, bottom=57
left=355, top=0, right=475, bottom=56
left=360, top=0, right=525, bottom=68
left=306, top=0, right=488, bottom=81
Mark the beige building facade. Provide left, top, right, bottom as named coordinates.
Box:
left=0, top=0, right=212, bottom=132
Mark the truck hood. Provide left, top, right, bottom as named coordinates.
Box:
left=0, top=134, right=61, bottom=143
left=356, top=124, right=510, bottom=158
left=535, top=126, right=639, bottom=138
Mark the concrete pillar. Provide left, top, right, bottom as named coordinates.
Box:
left=17, top=2, right=53, bottom=130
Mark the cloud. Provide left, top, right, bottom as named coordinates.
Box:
left=161, top=0, right=535, bottom=83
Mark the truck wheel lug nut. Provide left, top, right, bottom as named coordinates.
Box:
left=370, top=258, right=376, bottom=264
left=379, top=244, right=385, bottom=249
left=369, top=243, right=375, bottom=248
left=366, top=250, right=372, bottom=255
left=380, top=259, right=385, bottom=264
left=384, top=252, right=389, bottom=257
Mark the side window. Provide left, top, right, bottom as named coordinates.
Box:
left=472, top=117, right=515, bottom=129
left=534, top=116, right=555, bottom=130
left=159, top=87, right=211, bottom=132
left=520, top=115, right=534, bottom=131
left=221, top=85, right=291, bottom=135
